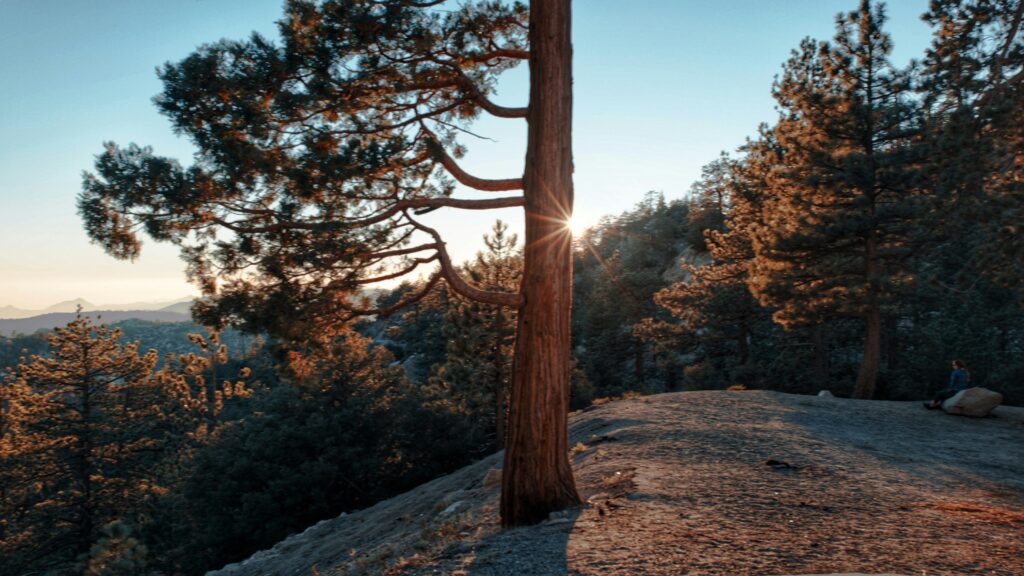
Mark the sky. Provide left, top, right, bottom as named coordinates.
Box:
left=0, top=0, right=934, bottom=309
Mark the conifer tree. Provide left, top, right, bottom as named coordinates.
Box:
left=0, top=360, right=38, bottom=572
left=434, top=220, right=520, bottom=451
left=81, top=521, right=150, bottom=576
left=920, top=0, right=1023, bottom=291
left=169, top=327, right=478, bottom=574
left=684, top=154, right=730, bottom=252
left=747, top=0, right=921, bottom=398
left=0, top=318, right=166, bottom=572
left=0, top=316, right=246, bottom=574
left=645, top=153, right=770, bottom=376
left=80, top=0, right=578, bottom=525
left=369, top=279, right=452, bottom=383
left=572, top=193, right=689, bottom=393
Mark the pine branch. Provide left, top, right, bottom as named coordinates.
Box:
left=406, top=213, right=523, bottom=307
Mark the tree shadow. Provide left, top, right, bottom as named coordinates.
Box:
left=424, top=416, right=649, bottom=575
left=453, top=506, right=582, bottom=575
left=778, top=396, right=1024, bottom=497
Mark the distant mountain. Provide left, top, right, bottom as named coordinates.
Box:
left=0, top=305, right=36, bottom=320
left=96, top=296, right=194, bottom=312
left=42, top=298, right=95, bottom=314
left=0, top=310, right=191, bottom=336
left=0, top=296, right=195, bottom=320
left=158, top=300, right=195, bottom=315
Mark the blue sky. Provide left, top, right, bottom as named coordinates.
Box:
left=0, top=0, right=933, bottom=309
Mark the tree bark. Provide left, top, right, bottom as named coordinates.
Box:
left=854, top=306, right=881, bottom=399
left=501, top=0, right=580, bottom=527
left=855, top=185, right=881, bottom=399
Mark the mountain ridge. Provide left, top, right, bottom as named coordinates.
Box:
left=0, top=296, right=194, bottom=320
left=0, top=310, right=191, bottom=335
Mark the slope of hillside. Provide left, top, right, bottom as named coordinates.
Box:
left=209, top=391, right=1024, bottom=576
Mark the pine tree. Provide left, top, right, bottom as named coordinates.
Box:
left=0, top=359, right=39, bottom=573
left=0, top=316, right=246, bottom=574
left=920, top=0, right=1023, bottom=292
left=167, top=327, right=479, bottom=574
left=747, top=0, right=921, bottom=398
left=684, top=154, right=730, bottom=252
left=644, top=153, right=771, bottom=381
left=81, top=521, right=150, bottom=576
left=370, top=280, right=451, bottom=384
left=573, top=194, right=689, bottom=394
left=0, top=318, right=167, bottom=572
left=79, top=0, right=580, bottom=525
left=434, top=220, right=520, bottom=452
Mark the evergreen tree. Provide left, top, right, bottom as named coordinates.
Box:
left=168, top=328, right=474, bottom=574
left=0, top=318, right=169, bottom=573
left=367, top=280, right=451, bottom=383
left=747, top=0, right=921, bottom=398
left=684, top=154, right=730, bottom=252
left=920, top=0, right=1023, bottom=291
left=642, top=153, right=773, bottom=387
left=79, top=0, right=580, bottom=525
left=0, top=359, right=38, bottom=572
left=572, top=193, right=689, bottom=394
left=81, top=521, right=150, bottom=576
left=433, top=220, right=520, bottom=452
left=0, top=333, right=48, bottom=372
left=0, top=316, right=247, bottom=575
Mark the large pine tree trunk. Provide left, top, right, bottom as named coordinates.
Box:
left=854, top=306, right=881, bottom=399
left=855, top=218, right=881, bottom=399
left=501, top=0, right=581, bottom=527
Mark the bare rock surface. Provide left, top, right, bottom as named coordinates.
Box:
left=942, top=387, right=1004, bottom=417
left=208, top=391, right=1024, bottom=576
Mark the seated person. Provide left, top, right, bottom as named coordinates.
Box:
left=925, top=359, right=970, bottom=409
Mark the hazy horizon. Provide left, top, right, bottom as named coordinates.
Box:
left=0, top=294, right=194, bottom=313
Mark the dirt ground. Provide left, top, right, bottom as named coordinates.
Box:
left=209, top=391, right=1024, bottom=576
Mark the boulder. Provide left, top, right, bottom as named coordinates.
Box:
left=818, top=390, right=834, bottom=398
left=438, top=500, right=467, bottom=518
left=942, top=387, right=1003, bottom=417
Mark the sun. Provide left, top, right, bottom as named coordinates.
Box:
left=565, top=214, right=588, bottom=236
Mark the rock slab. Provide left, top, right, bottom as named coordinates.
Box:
left=942, top=387, right=1003, bottom=417
left=483, top=468, right=502, bottom=489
